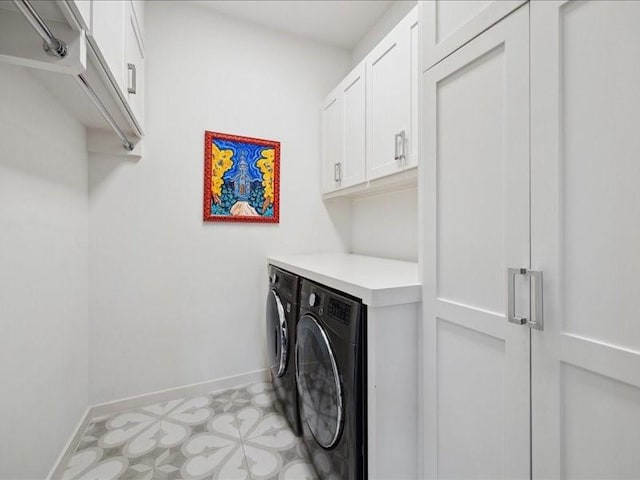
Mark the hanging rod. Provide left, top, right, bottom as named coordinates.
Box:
left=13, top=0, right=135, bottom=152
left=12, top=0, right=67, bottom=58
left=76, top=75, right=134, bottom=151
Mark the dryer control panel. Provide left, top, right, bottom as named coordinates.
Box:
left=328, top=297, right=352, bottom=325
left=300, top=279, right=363, bottom=343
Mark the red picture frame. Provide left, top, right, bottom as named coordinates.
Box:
left=203, top=131, right=280, bottom=223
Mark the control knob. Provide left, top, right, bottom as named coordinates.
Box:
left=308, top=292, right=319, bottom=307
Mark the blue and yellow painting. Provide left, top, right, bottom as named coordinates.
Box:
left=204, top=131, right=280, bottom=223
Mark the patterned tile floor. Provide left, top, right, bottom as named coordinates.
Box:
left=60, top=382, right=318, bottom=480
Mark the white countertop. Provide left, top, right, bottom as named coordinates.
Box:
left=267, top=253, right=421, bottom=307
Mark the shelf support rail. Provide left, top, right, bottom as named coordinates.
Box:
left=12, top=0, right=135, bottom=151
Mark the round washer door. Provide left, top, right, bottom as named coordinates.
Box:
left=266, top=289, right=288, bottom=378
left=296, top=314, right=343, bottom=449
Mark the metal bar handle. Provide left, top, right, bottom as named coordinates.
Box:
left=507, top=268, right=527, bottom=325
left=12, top=0, right=67, bottom=58
left=76, top=74, right=134, bottom=151
left=507, top=267, right=544, bottom=330
left=529, top=270, right=544, bottom=330
left=394, top=130, right=406, bottom=162
left=127, top=63, right=137, bottom=94
left=334, top=162, right=341, bottom=183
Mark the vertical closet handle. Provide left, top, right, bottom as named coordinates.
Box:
left=528, top=270, right=544, bottom=331
left=507, top=268, right=528, bottom=326
left=507, top=268, right=544, bottom=330
left=334, top=162, right=342, bottom=183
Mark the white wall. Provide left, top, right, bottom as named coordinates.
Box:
left=348, top=1, right=419, bottom=262
left=88, top=1, right=351, bottom=403
left=351, top=0, right=418, bottom=67
left=350, top=187, right=418, bottom=262
left=0, top=63, right=88, bottom=479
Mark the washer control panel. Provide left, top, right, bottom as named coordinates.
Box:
left=268, top=265, right=299, bottom=304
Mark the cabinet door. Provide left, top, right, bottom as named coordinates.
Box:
left=130, top=0, right=145, bottom=47
left=321, top=89, right=342, bottom=193
left=340, top=63, right=366, bottom=188
left=91, top=0, right=125, bottom=94
left=70, top=0, right=91, bottom=31
left=422, top=5, right=529, bottom=479
left=420, top=0, right=525, bottom=71
left=366, top=9, right=413, bottom=181
left=531, top=1, right=640, bottom=478
left=124, top=1, right=144, bottom=128
left=407, top=12, right=419, bottom=168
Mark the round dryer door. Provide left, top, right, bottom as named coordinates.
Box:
left=266, top=289, right=288, bottom=378
left=296, top=314, right=343, bottom=449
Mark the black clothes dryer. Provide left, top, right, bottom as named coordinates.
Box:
left=296, top=279, right=367, bottom=480
left=266, top=265, right=301, bottom=435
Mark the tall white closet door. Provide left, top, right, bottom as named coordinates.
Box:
left=531, top=1, right=640, bottom=478
left=422, top=5, right=529, bottom=479
left=420, top=0, right=525, bottom=71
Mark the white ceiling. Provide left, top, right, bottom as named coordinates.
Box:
left=189, top=1, right=393, bottom=50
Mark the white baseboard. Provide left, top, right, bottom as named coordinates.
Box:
left=46, top=407, right=92, bottom=480
left=91, top=368, right=269, bottom=418
left=47, top=368, right=269, bottom=479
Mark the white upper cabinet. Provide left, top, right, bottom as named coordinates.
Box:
left=69, top=0, right=91, bottom=31
left=84, top=0, right=145, bottom=132
left=91, top=1, right=126, bottom=93
left=321, top=62, right=367, bottom=194
left=340, top=62, right=367, bottom=189
left=408, top=14, right=419, bottom=169
left=124, top=0, right=144, bottom=126
left=321, top=88, right=342, bottom=193
left=321, top=6, right=418, bottom=197
left=420, top=0, right=525, bottom=71
left=367, top=7, right=417, bottom=181
left=131, top=0, right=145, bottom=48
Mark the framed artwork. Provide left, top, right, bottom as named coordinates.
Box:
left=203, top=131, right=280, bottom=223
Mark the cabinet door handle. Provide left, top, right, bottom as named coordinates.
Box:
left=394, top=130, right=406, bottom=162
left=507, top=268, right=528, bottom=326
left=507, top=267, right=544, bottom=330
left=127, top=63, right=137, bottom=94
left=334, top=162, right=342, bottom=182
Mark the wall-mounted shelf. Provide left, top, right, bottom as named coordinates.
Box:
left=0, top=0, right=144, bottom=155
left=0, top=6, right=86, bottom=74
